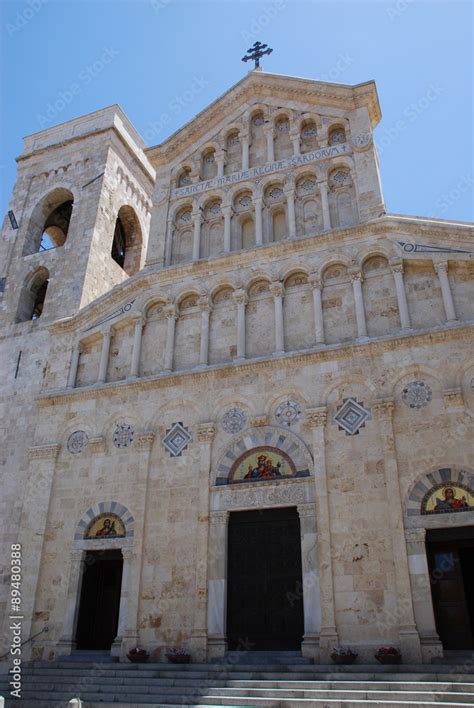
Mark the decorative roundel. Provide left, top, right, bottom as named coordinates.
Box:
left=275, top=400, right=301, bottom=427
left=353, top=132, right=371, bottom=148
left=252, top=115, right=264, bottom=126
left=221, top=408, right=247, bottom=434
left=113, top=424, right=135, bottom=449
left=331, top=169, right=350, bottom=186
left=227, top=133, right=240, bottom=147
left=302, top=125, right=317, bottom=138
left=209, top=202, right=221, bottom=215
left=239, top=195, right=252, bottom=208
left=402, top=381, right=433, bottom=409
left=276, top=120, right=290, bottom=132
left=67, top=430, right=89, bottom=454
left=177, top=209, right=192, bottom=223
left=299, top=179, right=316, bottom=193
left=329, top=128, right=346, bottom=144
left=268, top=187, right=284, bottom=200
left=204, top=153, right=215, bottom=163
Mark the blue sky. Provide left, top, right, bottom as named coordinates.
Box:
left=1, top=0, right=472, bottom=221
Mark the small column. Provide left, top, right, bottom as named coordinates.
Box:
left=306, top=408, right=339, bottom=662
left=285, top=187, right=297, bottom=239
left=112, top=547, right=132, bottom=656
left=434, top=261, right=457, bottom=322
left=318, top=181, right=331, bottom=231
left=222, top=205, right=232, bottom=253
left=310, top=277, right=325, bottom=344
left=233, top=289, right=248, bottom=361
left=192, top=205, right=202, bottom=261
left=216, top=151, right=225, bottom=178
left=290, top=129, right=301, bottom=156
left=67, top=344, right=81, bottom=389
left=391, top=262, right=411, bottom=330
left=298, top=503, right=322, bottom=662
left=254, top=197, right=263, bottom=246
left=270, top=281, right=285, bottom=354
left=241, top=133, right=250, bottom=171
left=374, top=399, right=422, bottom=663
left=351, top=271, right=368, bottom=339
left=264, top=125, right=274, bottom=163
left=405, top=528, right=443, bottom=662
left=164, top=305, right=178, bottom=372
left=199, top=299, right=211, bottom=366
left=207, top=510, right=229, bottom=659
left=129, top=316, right=145, bottom=379
left=97, top=328, right=112, bottom=384
left=193, top=423, right=216, bottom=661
left=164, top=217, right=174, bottom=266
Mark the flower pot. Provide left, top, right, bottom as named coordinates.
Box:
left=375, top=653, right=401, bottom=665
left=166, top=654, right=190, bottom=664
left=331, top=654, right=357, bottom=665
left=127, top=652, right=149, bottom=663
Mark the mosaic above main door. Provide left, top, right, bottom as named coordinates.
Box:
left=422, top=484, right=474, bottom=514
left=229, top=446, right=297, bottom=484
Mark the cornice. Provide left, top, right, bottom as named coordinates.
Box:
left=35, top=322, right=473, bottom=407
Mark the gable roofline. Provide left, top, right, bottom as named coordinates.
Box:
left=145, top=69, right=381, bottom=164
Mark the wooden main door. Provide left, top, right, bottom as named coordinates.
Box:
left=426, top=528, right=474, bottom=650
left=226, top=507, right=304, bottom=650
left=75, top=550, right=123, bottom=650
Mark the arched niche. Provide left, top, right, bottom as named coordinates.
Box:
left=111, top=205, right=143, bottom=276
left=214, top=425, right=313, bottom=486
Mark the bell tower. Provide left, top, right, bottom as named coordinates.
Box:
left=0, top=105, right=155, bottom=328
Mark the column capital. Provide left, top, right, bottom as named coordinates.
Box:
left=28, top=443, right=61, bottom=461
left=405, top=527, right=426, bottom=544
left=101, top=326, right=112, bottom=338
left=132, top=314, right=146, bottom=327
left=252, top=195, right=263, bottom=206
left=164, top=304, right=179, bottom=320
left=390, top=260, right=404, bottom=274
left=373, top=397, right=395, bottom=419
left=306, top=406, right=327, bottom=428
left=297, top=502, right=318, bottom=519
left=270, top=281, right=285, bottom=298
left=197, top=422, right=216, bottom=443
left=209, top=510, right=229, bottom=525
left=136, top=431, right=155, bottom=450
left=192, top=204, right=202, bottom=218
left=222, top=204, right=233, bottom=216
left=309, top=275, right=322, bottom=290
left=232, top=289, right=248, bottom=306
left=434, top=260, right=449, bottom=274
left=350, top=270, right=363, bottom=282
left=122, top=547, right=133, bottom=561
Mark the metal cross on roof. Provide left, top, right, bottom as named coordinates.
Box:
left=241, top=41, right=273, bottom=69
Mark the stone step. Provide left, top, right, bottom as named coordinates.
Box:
left=2, top=691, right=473, bottom=708
left=58, top=650, right=119, bottom=663
left=7, top=674, right=474, bottom=691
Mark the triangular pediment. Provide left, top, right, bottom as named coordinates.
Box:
left=145, top=70, right=381, bottom=167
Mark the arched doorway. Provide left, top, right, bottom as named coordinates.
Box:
left=406, top=467, right=474, bottom=651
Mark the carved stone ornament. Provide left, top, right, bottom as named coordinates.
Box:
left=113, top=424, right=135, bottom=449
left=221, top=408, right=247, bottom=434
left=275, top=400, right=301, bottom=427
left=162, top=422, right=192, bottom=457
left=402, top=381, right=432, bottom=409
left=67, top=431, right=89, bottom=454
left=333, top=398, right=371, bottom=436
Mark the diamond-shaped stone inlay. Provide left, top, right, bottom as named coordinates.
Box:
left=334, top=398, right=371, bottom=436
left=162, top=422, right=192, bottom=457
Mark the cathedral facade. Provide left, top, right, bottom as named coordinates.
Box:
left=0, top=68, right=473, bottom=666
